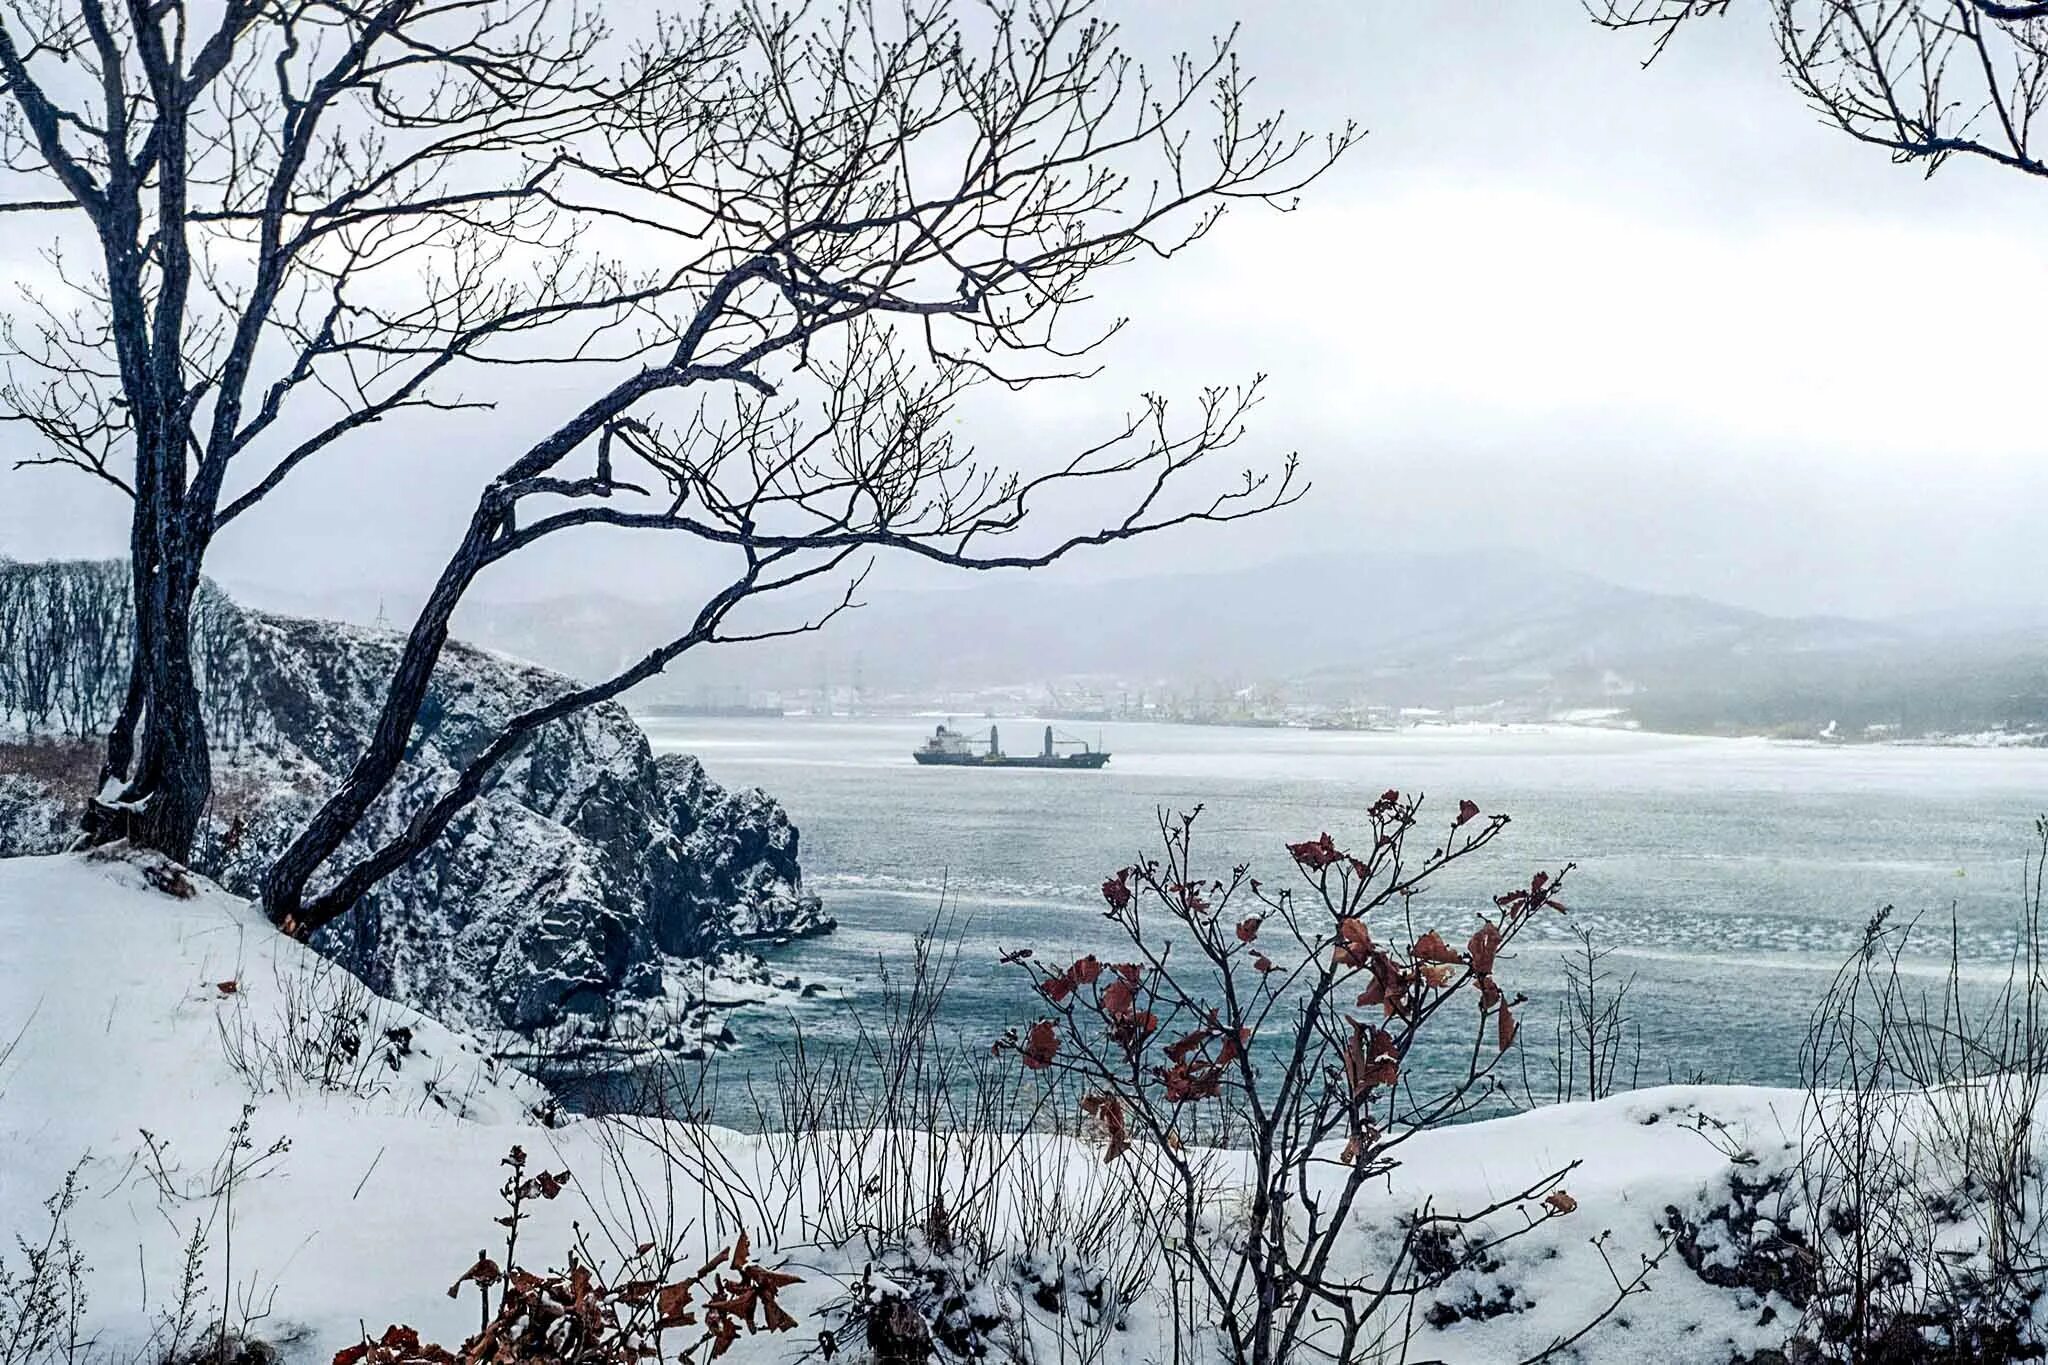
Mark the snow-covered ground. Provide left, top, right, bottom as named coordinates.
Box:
left=0, top=852, right=1997, bottom=1364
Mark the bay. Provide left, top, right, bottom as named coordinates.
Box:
left=641, top=715, right=2048, bottom=1098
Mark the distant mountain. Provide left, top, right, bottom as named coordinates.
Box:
left=280, top=550, right=2045, bottom=738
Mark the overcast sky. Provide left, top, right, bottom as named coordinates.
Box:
left=1, top=1, right=2043, bottom=621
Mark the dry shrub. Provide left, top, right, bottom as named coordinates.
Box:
left=1792, top=822, right=2048, bottom=1363
left=343, top=1147, right=800, bottom=1365
left=993, top=799, right=1663, bottom=1365
left=215, top=949, right=412, bottom=1101
left=585, top=799, right=1668, bottom=1364
left=1521, top=923, right=1642, bottom=1107
left=0, top=1163, right=90, bottom=1365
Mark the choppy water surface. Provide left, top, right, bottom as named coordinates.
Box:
left=643, top=716, right=2048, bottom=1098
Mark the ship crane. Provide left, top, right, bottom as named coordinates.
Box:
left=911, top=719, right=1111, bottom=769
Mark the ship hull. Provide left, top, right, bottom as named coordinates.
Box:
left=912, top=751, right=1110, bottom=769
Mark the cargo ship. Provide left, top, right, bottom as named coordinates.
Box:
left=912, top=723, right=1110, bottom=769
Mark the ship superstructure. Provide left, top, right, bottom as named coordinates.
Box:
left=912, top=723, right=1110, bottom=769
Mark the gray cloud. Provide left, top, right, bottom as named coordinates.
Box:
left=0, top=2, right=2038, bottom=621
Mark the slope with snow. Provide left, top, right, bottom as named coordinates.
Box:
left=0, top=561, right=831, bottom=1058
left=0, top=852, right=2017, bottom=1364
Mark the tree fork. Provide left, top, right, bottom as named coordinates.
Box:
left=260, top=508, right=503, bottom=935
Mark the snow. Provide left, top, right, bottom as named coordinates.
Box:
left=0, top=851, right=2002, bottom=1364
left=0, top=566, right=830, bottom=1056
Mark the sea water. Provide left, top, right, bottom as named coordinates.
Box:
left=640, top=715, right=2048, bottom=1104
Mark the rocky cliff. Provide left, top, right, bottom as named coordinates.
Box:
left=0, top=560, right=829, bottom=1055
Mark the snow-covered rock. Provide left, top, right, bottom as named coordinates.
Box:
left=0, top=562, right=829, bottom=1055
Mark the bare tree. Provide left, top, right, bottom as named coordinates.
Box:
left=0, top=2, right=1350, bottom=910
left=1591, top=0, right=2048, bottom=183
left=0, top=0, right=672, bottom=858
left=255, top=2, right=1356, bottom=937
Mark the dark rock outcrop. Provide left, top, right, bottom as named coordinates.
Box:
left=0, top=561, right=829, bottom=1051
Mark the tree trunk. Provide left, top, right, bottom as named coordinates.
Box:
left=261, top=510, right=499, bottom=934
left=78, top=99, right=214, bottom=865
left=82, top=498, right=211, bottom=863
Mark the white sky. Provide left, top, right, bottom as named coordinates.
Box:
left=0, top=1, right=2043, bottom=620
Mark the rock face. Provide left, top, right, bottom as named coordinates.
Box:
left=0, top=561, right=828, bottom=1051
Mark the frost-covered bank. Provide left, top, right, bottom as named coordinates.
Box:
left=11, top=852, right=2039, bottom=1363
left=0, top=560, right=829, bottom=1057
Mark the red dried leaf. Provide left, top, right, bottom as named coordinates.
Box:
left=1021, top=1019, right=1059, bottom=1070
left=447, top=1255, right=501, bottom=1299
left=1287, top=832, right=1344, bottom=871
left=379, top=1326, right=421, bottom=1353
left=215, top=979, right=239, bottom=996
left=1101, top=978, right=1137, bottom=1018
left=525, top=1169, right=571, bottom=1200
left=1109, top=1009, right=1159, bottom=1050
left=1498, top=1001, right=1519, bottom=1053
left=1543, top=1189, right=1578, bottom=1216
left=1467, top=920, right=1502, bottom=976
left=758, top=1294, right=798, bottom=1334
left=1251, top=950, right=1277, bottom=974
left=657, top=1281, right=696, bottom=1328
left=1411, top=929, right=1461, bottom=965
left=1101, top=870, right=1133, bottom=911
left=1160, top=1059, right=1224, bottom=1102
left=1456, top=799, right=1480, bottom=827
left=706, top=1283, right=757, bottom=1321
left=1081, top=1091, right=1132, bottom=1161
left=1343, top=1023, right=1400, bottom=1096
left=707, top=1313, right=740, bottom=1358
left=1235, top=916, right=1262, bottom=943
left=750, top=1266, right=803, bottom=1292
left=1333, top=917, right=1373, bottom=968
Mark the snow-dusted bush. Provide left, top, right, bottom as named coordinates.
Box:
left=1650, top=817, right=2048, bottom=1364
left=0, top=1165, right=88, bottom=1365
left=343, top=1146, right=803, bottom=1365
left=1788, top=837, right=2048, bottom=1364
left=991, top=799, right=1664, bottom=1364
left=214, top=951, right=416, bottom=1102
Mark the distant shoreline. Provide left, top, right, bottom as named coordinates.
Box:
left=629, top=708, right=2048, bottom=751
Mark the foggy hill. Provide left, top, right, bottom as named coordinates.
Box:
left=426, top=552, right=1985, bottom=711
left=228, top=550, right=2048, bottom=735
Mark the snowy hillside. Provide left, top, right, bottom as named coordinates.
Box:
left=10, top=851, right=2008, bottom=1364
left=0, top=561, right=830, bottom=1058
